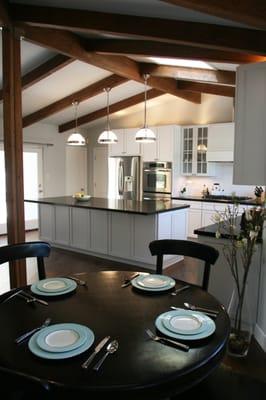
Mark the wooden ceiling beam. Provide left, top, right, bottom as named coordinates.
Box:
left=0, top=0, right=11, bottom=27
left=23, top=74, right=128, bottom=128
left=177, top=80, right=235, bottom=97
left=160, top=1, right=266, bottom=30
left=89, top=39, right=266, bottom=64
left=58, top=88, right=163, bottom=133
left=11, top=3, right=266, bottom=55
left=140, top=63, right=236, bottom=84
left=0, top=54, right=73, bottom=101
left=17, top=24, right=201, bottom=104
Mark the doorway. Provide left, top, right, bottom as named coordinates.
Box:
left=0, top=145, right=44, bottom=235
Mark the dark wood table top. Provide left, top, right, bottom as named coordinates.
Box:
left=0, top=271, right=230, bottom=399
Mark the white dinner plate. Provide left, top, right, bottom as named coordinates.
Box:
left=36, top=323, right=89, bottom=353
left=155, top=310, right=216, bottom=340
left=161, top=310, right=209, bottom=335
left=29, top=324, right=94, bottom=359
left=31, top=278, right=77, bottom=297
left=132, top=274, right=175, bottom=292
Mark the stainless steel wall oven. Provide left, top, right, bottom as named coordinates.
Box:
left=143, top=161, right=172, bottom=198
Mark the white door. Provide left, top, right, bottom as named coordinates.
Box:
left=0, top=145, right=43, bottom=234
left=24, top=146, right=44, bottom=231
left=66, top=146, right=87, bottom=195
left=93, top=147, right=108, bottom=197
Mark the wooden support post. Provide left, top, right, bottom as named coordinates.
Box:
left=2, top=27, right=26, bottom=288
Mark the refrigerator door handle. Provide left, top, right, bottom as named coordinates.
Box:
left=118, top=161, right=124, bottom=195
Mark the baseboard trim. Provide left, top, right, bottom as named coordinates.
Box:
left=254, top=323, right=266, bottom=352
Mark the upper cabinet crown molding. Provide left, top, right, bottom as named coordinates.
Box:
left=233, top=62, right=266, bottom=185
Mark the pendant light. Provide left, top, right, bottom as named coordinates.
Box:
left=67, top=101, right=86, bottom=146
left=98, top=87, right=118, bottom=144
left=135, top=74, right=156, bottom=143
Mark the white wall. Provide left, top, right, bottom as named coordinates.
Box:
left=0, top=119, right=71, bottom=198
left=177, top=164, right=256, bottom=198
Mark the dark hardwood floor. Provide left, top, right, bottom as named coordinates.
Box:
left=1, top=230, right=266, bottom=399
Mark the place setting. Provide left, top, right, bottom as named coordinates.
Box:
left=130, top=274, right=176, bottom=293
left=30, top=277, right=78, bottom=297
left=152, top=308, right=216, bottom=344
left=27, top=322, right=95, bottom=360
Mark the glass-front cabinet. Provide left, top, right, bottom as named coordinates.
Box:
left=182, top=125, right=214, bottom=176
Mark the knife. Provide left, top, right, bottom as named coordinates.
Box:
left=81, top=336, right=110, bottom=369
left=121, top=273, right=139, bottom=288
left=170, top=306, right=217, bottom=318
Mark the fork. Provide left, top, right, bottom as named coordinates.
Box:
left=145, top=329, right=189, bottom=351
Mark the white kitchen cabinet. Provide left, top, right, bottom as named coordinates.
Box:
left=108, top=129, right=124, bottom=156
left=38, top=204, right=188, bottom=270
left=142, top=125, right=176, bottom=162
left=201, top=202, right=226, bottom=228
left=181, top=125, right=215, bottom=176
left=173, top=200, right=202, bottom=238
left=71, top=208, right=90, bottom=250
left=188, top=208, right=202, bottom=238
left=90, top=210, right=108, bottom=254
left=39, top=204, right=54, bottom=242
left=54, top=206, right=70, bottom=246
left=233, top=62, right=266, bottom=185
left=109, top=212, right=133, bottom=258
left=109, top=128, right=141, bottom=156
left=207, top=123, right=234, bottom=162
left=124, top=128, right=141, bottom=155
left=141, top=126, right=158, bottom=161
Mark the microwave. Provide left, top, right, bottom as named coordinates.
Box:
left=143, top=162, right=172, bottom=195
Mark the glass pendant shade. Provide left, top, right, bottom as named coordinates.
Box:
left=97, top=130, right=118, bottom=144
left=67, top=132, right=86, bottom=146
left=135, top=127, right=156, bottom=143
left=197, top=143, right=207, bottom=152
left=67, top=101, right=86, bottom=146
left=135, top=74, right=156, bottom=143
left=98, top=88, right=118, bottom=144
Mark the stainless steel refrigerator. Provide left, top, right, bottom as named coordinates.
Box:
left=108, top=156, right=141, bottom=200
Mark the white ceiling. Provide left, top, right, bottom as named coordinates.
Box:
left=10, top=0, right=247, bottom=27
left=0, top=1, right=243, bottom=131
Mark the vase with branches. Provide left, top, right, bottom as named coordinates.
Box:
left=214, top=203, right=265, bottom=357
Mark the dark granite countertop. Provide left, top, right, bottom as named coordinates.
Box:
left=194, top=216, right=262, bottom=243
left=172, top=195, right=257, bottom=206
left=25, top=196, right=190, bottom=215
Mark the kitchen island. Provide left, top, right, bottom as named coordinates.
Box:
left=25, top=197, right=189, bottom=270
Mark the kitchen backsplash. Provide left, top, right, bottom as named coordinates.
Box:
left=173, top=163, right=259, bottom=198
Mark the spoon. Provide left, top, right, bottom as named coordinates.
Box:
left=93, top=340, right=119, bottom=371
left=184, top=302, right=219, bottom=315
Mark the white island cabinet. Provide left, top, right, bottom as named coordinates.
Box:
left=36, top=197, right=189, bottom=270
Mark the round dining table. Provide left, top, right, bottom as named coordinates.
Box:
left=0, top=271, right=230, bottom=399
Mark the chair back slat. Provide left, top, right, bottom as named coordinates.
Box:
left=149, top=239, right=219, bottom=291
left=0, top=241, right=51, bottom=281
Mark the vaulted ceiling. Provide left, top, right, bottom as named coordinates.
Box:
left=1, top=0, right=266, bottom=133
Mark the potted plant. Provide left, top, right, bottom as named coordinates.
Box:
left=214, top=203, right=265, bottom=357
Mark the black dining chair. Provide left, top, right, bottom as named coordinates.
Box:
left=0, top=241, right=51, bottom=281
left=149, top=239, right=219, bottom=291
